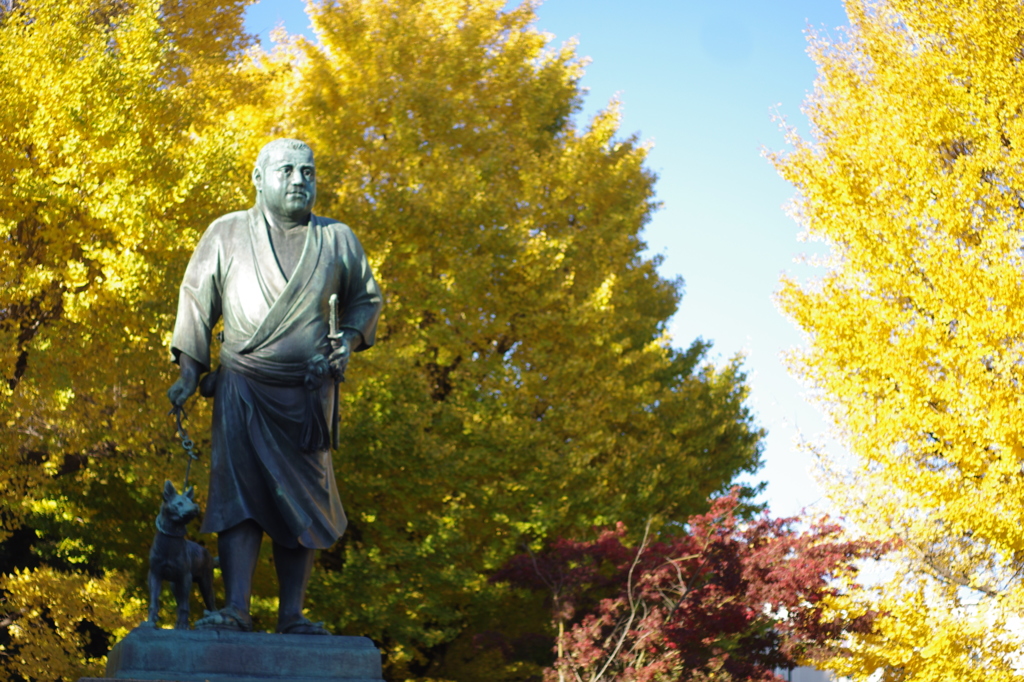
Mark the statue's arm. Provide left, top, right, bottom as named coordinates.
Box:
left=326, top=228, right=380, bottom=378
left=337, top=229, right=383, bottom=352
left=167, top=220, right=226, bottom=406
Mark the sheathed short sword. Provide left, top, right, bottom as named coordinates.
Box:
left=329, top=293, right=342, bottom=450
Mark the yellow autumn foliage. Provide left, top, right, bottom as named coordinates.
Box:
left=773, top=0, right=1024, bottom=678
left=2, top=567, right=144, bottom=680
left=0, top=0, right=259, bottom=678
left=0, top=0, right=257, bottom=529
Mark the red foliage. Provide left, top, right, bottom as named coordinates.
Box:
left=492, top=490, right=887, bottom=681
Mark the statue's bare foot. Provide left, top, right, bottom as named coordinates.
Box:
left=277, top=615, right=330, bottom=635
left=194, top=606, right=252, bottom=632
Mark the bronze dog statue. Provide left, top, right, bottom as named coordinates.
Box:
left=143, top=480, right=215, bottom=629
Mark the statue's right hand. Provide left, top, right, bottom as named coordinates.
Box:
left=167, top=374, right=199, bottom=408
left=168, top=353, right=202, bottom=407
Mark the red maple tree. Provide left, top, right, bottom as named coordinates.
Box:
left=493, top=490, right=887, bottom=682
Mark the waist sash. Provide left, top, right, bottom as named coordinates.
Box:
left=219, top=347, right=332, bottom=452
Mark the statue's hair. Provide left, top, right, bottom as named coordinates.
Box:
left=255, top=139, right=314, bottom=170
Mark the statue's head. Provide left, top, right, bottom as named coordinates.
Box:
left=252, top=138, right=316, bottom=221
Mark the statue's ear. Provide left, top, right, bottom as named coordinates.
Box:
left=252, top=165, right=263, bottom=192
left=163, top=480, right=177, bottom=502
left=185, top=486, right=195, bottom=500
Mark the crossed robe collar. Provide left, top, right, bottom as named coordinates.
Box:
left=239, top=206, right=324, bottom=355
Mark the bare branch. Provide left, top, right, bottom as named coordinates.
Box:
left=590, top=519, right=654, bottom=682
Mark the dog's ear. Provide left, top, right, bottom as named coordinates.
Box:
left=163, top=480, right=177, bottom=502
left=184, top=485, right=195, bottom=500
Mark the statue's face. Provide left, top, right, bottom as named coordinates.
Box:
left=254, top=146, right=316, bottom=221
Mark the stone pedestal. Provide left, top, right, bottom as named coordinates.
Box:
left=78, top=626, right=384, bottom=682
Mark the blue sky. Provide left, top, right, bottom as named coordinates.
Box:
left=244, top=0, right=853, bottom=518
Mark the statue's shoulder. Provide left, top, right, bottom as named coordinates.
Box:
left=208, top=210, right=250, bottom=232
left=317, top=215, right=352, bottom=233
left=317, top=216, right=363, bottom=246
left=198, top=210, right=251, bottom=244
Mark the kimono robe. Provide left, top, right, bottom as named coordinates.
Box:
left=171, top=206, right=382, bottom=549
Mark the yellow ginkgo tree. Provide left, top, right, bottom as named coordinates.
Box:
left=773, top=0, right=1024, bottom=679
left=0, top=0, right=259, bottom=677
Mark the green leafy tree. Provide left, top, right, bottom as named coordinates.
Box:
left=250, top=1, right=764, bottom=677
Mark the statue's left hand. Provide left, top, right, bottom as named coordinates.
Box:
left=327, top=332, right=353, bottom=381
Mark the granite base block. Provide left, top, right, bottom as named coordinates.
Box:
left=81, top=626, right=384, bottom=682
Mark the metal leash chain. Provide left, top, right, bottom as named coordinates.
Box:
left=169, top=405, right=200, bottom=489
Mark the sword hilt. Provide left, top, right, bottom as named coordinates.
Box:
left=329, top=293, right=345, bottom=383
left=329, top=293, right=339, bottom=337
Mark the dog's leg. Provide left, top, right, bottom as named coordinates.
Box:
left=172, top=575, right=192, bottom=630
left=197, top=552, right=216, bottom=612
left=147, top=570, right=162, bottom=626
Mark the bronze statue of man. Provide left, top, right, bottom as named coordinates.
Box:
left=167, top=139, right=382, bottom=634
